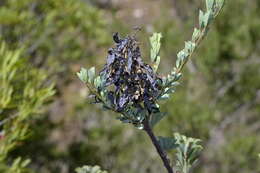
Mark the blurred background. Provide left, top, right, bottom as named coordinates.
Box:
left=0, top=0, right=260, bottom=173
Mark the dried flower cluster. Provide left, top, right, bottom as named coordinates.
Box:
left=100, top=33, right=161, bottom=114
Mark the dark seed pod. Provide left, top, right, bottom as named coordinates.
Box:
left=113, top=32, right=121, bottom=43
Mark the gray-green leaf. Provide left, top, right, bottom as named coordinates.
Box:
left=192, top=28, right=201, bottom=41
left=150, top=112, right=167, bottom=127
left=153, top=55, right=161, bottom=72
left=94, top=76, right=101, bottom=88
left=206, top=0, right=214, bottom=11
left=199, top=10, right=205, bottom=28
left=77, top=68, right=88, bottom=83
left=203, top=11, right=212, bottom=27
left=184, top=41, right=195, bottom=53
left=216, top=0, right=225, bottom=10
left=88, top=67, right=95, bottom=83
left=150, top=32, right=162, bottom=63
left=176, top=49, right=189, bottom=68
left=157, top=136, right=177, bottom=151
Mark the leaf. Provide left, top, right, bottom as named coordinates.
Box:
left=204, top=11, right=212, bottom=26
left=77, top=68, right=88, bottom=83
left=184, top=41, right=195, bottom=53
left=176, top=50, right=188, bottom=69
left=21, top=159, right=31, bottom=167
left=88, top=67, right=95, bottom=83
left=117, top=117, right=131, bottom=124
left=178, top=49, right=189, bottom=61
left=167, top=73, right=182, bottom=82
left=200, top=10, right=212, bottom=29
left=13, top=157, right=21, bottom=167
left=170, top=81, right=180, bottom=87
left=153, top=56, right=160, bottom=72
left=164, top=87, right=176, bottom=95
left=94, top=76, right=101, bottom=88
left=159, top=93, right=170, bottom=100
left=216, top=0, right=225, bottom=10
left=192, top=28, right=201, bottom=41
left=150, top=112, right=167, bottom=127
left=150, top=32, right=162, bottom=63
left=199, top=10, right=204, bottom=28
left=157, top=136, right=177, bottom=151
left=206, top=0, right=214, bottom=11
left=175, top=57, right=181, bottom=69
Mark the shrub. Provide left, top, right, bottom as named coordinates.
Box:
left=0, top=41, right=55, bottom=172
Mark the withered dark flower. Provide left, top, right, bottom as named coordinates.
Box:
left=99, top=33, right=161, bottom=114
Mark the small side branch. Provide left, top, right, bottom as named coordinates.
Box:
left=143, top=119, right=174, bottom=173
left=0, top=113, right=19, bottom=127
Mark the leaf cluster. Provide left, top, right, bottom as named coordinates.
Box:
left=75, top=165, right=108, bottom=173
left=174, top=133, right=202, bottom=173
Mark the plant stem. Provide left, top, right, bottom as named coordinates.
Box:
left=143, top=119, right=174, bottom=173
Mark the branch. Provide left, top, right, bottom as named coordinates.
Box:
left=143, top=119, right=174, bottom=173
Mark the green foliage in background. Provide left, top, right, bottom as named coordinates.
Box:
left=0, top=0, right=109, bottom=73
left=0, top=41, right=54, bottom=172
left=0, top=0, right=111, bottom=172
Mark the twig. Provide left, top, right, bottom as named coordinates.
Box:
left=0, top=113, right=19, bottom=127
left=143, top=119, right=174, bottom=173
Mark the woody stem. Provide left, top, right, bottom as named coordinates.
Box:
left=143, top=118, right=174, bottom=173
